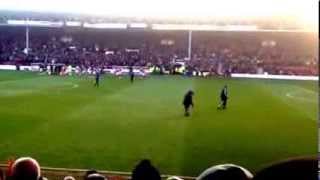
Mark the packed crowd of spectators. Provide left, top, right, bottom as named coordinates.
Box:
left=0, top=156, right=317, bottom=180
left=0, top=27, right=318, bottom=76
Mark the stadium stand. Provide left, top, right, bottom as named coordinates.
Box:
left=0, top=26, right=317, bottom=76
left=0, top=10, right=318, bottom=76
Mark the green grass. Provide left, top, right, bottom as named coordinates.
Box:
left=0, top=70, right=317, bottom=176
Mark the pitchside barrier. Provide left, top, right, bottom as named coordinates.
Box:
left=0, top=65, right=16, bottom=70
left=231, top=73, right=318, bottom=81
left=0, top=65, right=318, bottom=81
left=0, top=164, right=196, bottom=180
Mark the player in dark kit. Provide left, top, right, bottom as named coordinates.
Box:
left=183, top=90, right=194, bottom=116
left=218, top=85, right=228, bottom=109
left=129, top=66, right=134, bottom=83
left=94, top=70, right=100, bottom=87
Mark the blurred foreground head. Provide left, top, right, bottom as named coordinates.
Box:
left=85, top=170, right=106, bottom=180
left=197, top=164, right=253, bottom=180
left=64, top=176, right=76, bottom=180
left=253, top=157, right=317, bottom=180
left=132, top=159, right=161, bottom=180
left=11, top=157, right=41, bottom=180
left=167, top=176, right=184, bottom=180
left=0, top=168, right=4, bottom=180
left=187, top=90, right=194, bottom=96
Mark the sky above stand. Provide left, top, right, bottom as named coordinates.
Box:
left=0, top=0, right=318, bottom=29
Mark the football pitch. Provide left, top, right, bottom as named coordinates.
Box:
left=0, top=70, right=317, bottom=176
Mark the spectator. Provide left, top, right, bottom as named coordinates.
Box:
left=0, top=168, right=4, bottom=180
left=167, top=176, right=184, bottom=180
left=10, top=157, right=41, bottom=180
left=38, top=177, right=48, bottom=180
left=85, top=170, right=98, bottom=178
left=85, top=170, right=106, bottom=180
left=64, top=176, right=76, bottom=180
left=253, top=157, right=317, bottom=180
left=197, top=164, right=253, bottom=180
left=131, top=159, right=161, bottom=180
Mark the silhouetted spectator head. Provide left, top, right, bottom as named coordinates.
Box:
left=11, top=157, right=41, bottom=180
left=167, top=176, right=184, bottom=180
left=85, top=170, right=106, bottom=180
left=85, top=173, right=106, bottom=180
left=38, top=177, right=48, bottom=180
left=64, top=176, right=76, bottom=180
left=0, top=168, right=4, bottom=180
left=187, top=90, right=194, bottom=96
left=85, top=170, right=98, bottom=177
left=132, top=159, right=161, bottom=180
left=197, top=164, right=253, bottom=180
left=253, top=157, right=317, bottom=180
